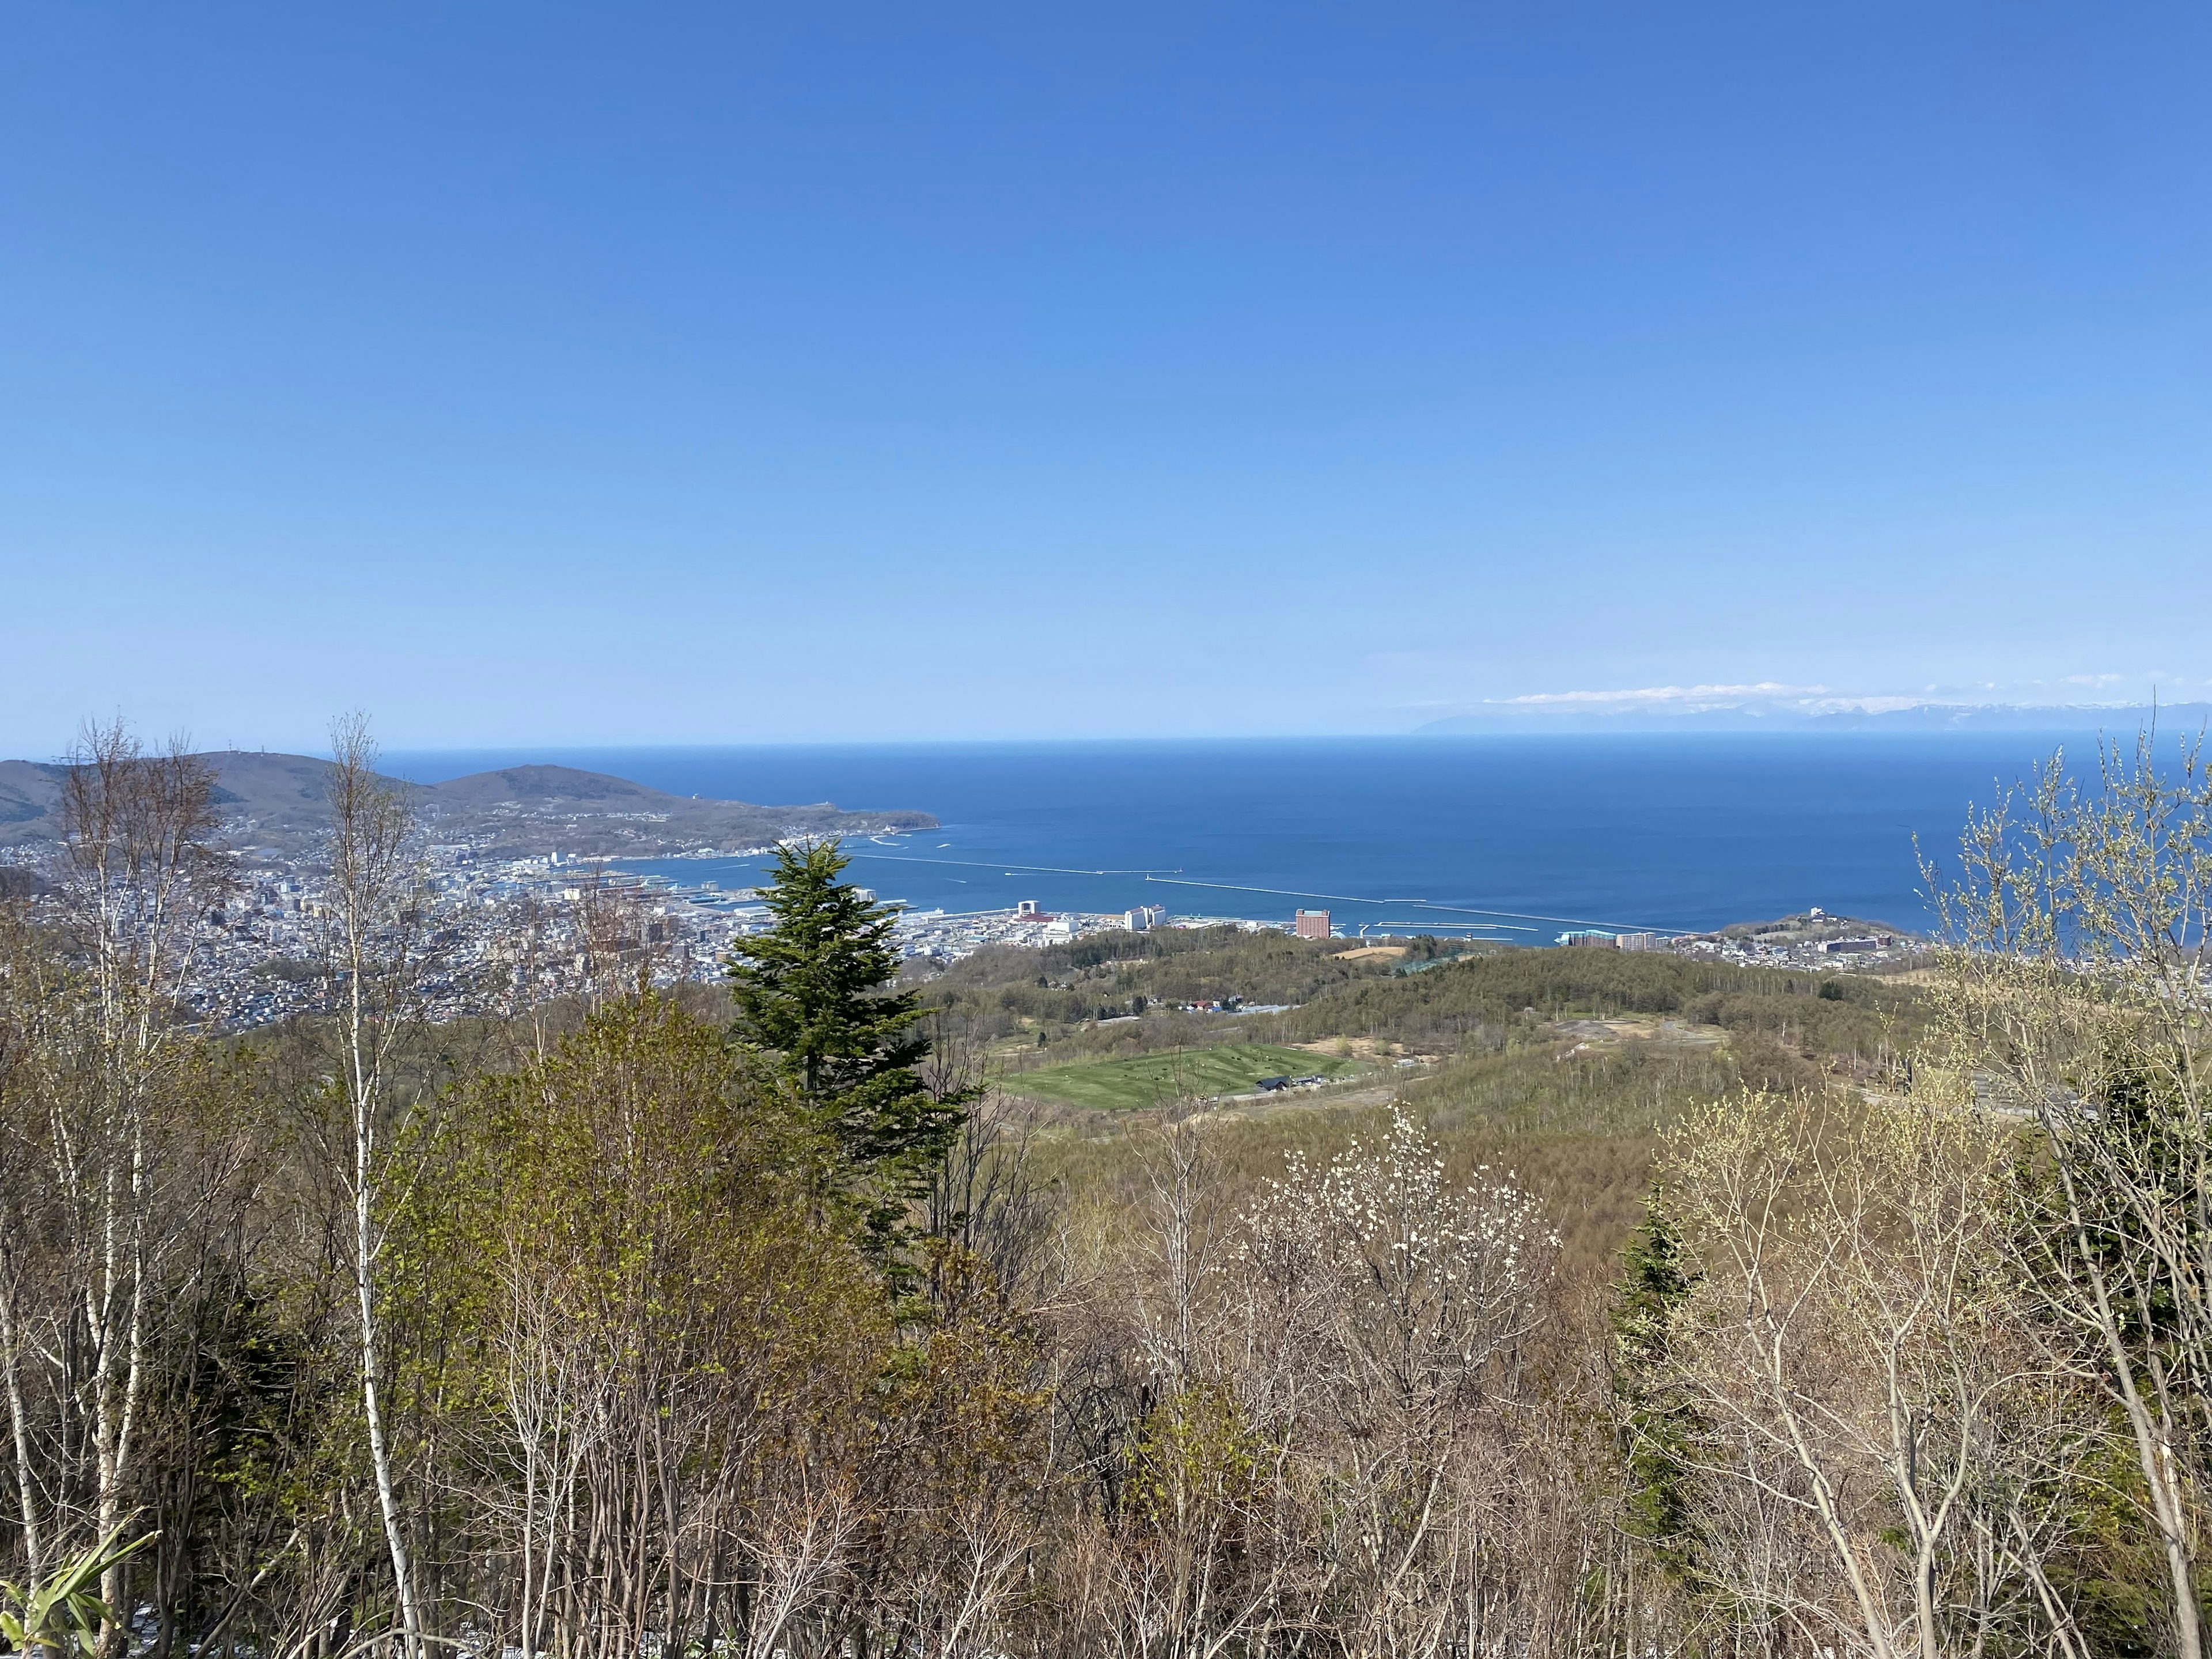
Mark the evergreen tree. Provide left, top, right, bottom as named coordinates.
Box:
left=1609, top=1185, right=1706, bottom=1586
left=726, top=839, right=974, bottom=1251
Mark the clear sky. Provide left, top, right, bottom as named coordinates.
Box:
left=4, top=2, right=2208, bottom=753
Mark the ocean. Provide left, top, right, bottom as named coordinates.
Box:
left=381, top=734, right=2115, bottom=938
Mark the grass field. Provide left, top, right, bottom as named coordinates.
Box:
left=1005, top=1043, right=1363, bottom=1111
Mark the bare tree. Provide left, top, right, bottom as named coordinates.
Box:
left=922, top=1020, right=1062, bottom=1310
left=41, top=721, right=221, bottom=1641
left=0, top=901, right=59, bottom=1589
left=1930, top=729, right=2212, bottom=1659
left=318, top=713, right=427, bottom=1659
left=1659, top=1089, right=2082, bottom=1659
left=556, top=865, right=687, bottom=1016
left=1135, top=1118, right=1231, bottom=1393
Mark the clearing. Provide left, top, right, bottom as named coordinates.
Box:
left=1003, top=1043, right=1363, bottom=1111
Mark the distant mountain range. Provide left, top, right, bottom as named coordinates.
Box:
left=0, top=752, right=936, bottom=858
left=1415, top=700, right=2212, bottom=736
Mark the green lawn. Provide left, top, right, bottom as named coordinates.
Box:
left=1005, top=1043, right=1362, bottom=1111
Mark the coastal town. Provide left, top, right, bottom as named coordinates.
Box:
left=1, top=809, right=1919, bottom=1032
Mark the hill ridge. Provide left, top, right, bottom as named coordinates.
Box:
left=0, top=751, right=935, bottom=857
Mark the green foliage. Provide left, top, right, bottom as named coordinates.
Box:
left=445, top=990, right=874, bottom=1343
left=0, top=1528, right=156, bottom=1657
left=1608, top=1190, right=1705, bottom=1585
left=1126, top=1382, right=1266, bottom=1528
left=2038, top=1427, right=2168, bottom=1659
left=2080, top=1050, right=2199, bottom=1346
left=728, top=840, right=975, bottom=1249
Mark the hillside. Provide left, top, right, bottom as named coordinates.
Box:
left=407, top=762, right=935, bottom=857
left=0, top=761, right=76, bottom=836
left=0, top=752, right=936, bottom=857
left=953, top=933, right=1933, bottom=1281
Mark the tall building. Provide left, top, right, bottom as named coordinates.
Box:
left=1295, top=908, right=1331, bottom=940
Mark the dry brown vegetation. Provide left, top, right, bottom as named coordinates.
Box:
left=5, top=724, right=2211, bottom=1658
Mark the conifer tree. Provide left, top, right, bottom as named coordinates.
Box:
left=727, top=839, right=973, bottom=1251
left=1609, top=1185, right=1706, bottom=1587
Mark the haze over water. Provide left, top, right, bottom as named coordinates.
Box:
left=384, top=735, right=2111, bottom=937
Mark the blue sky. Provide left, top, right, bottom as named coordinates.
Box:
left=4, top=2, right=2208, bottom=752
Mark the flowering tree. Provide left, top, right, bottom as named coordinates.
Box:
left=1237, top=1109, right=1556, bottom=1652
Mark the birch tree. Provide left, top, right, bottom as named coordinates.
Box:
left=316, top=714, right=427, bottom=1659
left=37, top=723, right=219, bottom=1642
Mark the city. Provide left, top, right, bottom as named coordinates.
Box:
left=1, top=806, right=1924, bottom=1033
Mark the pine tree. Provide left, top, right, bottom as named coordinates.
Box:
left=1609, top=1185, right=1706, bottom=1585
left=726, top=839, right=973, bottom=1252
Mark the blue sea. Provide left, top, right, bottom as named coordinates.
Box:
left=381, top=735, right=2117, bottom=938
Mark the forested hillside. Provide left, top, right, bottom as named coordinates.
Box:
left=5, top=727, right=2212, bottom=1659
left=910, top=923, right=1455, bottom=1029
left=927, top=929, right=1923, bottom=1064
left=932, top=938, right=1927, bottom=1286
